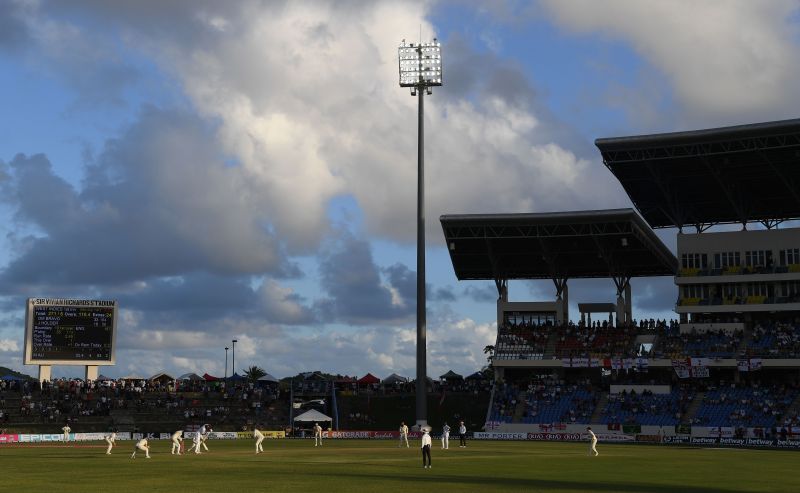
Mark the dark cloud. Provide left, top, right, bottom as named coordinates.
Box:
left=0, top=107, right=296, bottom=292
left=440, top=34, right=537, bottom=109
left=0, top=1, right=30, bottom=50
left=431, top=286, right=456, bottom=302
left=115, top=273, right=256, bottom=320
left=630, top=277, right=678, bottom=314
left=463, top=283, right=497, bottom=303
left=315, top=234, right=414, bottom=324
left=384, top=263, right=416, bottom=304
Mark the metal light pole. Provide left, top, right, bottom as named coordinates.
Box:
left=224, top=347, right=229, bottom=382
left=399, top=38, right=442, bottom=429
left=232, top=339, right=238, bottom=380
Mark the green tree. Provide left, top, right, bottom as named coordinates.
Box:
left=483, top=345, right=495, bottom=365
left=243, top=365, right=266, bottom=383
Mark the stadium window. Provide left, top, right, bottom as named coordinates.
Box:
left=723, top=285, right=742, bottom=298
left=716, top=251, right=741, bottom=268
left=681, top=253, right=705, bottom=269
left=747, top=282, right=767, bottom=297
left=781, top=248, right=800, bottom=265
left=682, top=285, right=706, bottom=299
left=745, top=250, right=768, bottom=267
left=783, top=281, right=800, bottom=296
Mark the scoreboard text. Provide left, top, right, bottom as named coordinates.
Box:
left=25, top=299, right=116, bottom=364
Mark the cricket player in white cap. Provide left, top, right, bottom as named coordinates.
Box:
left=313, top=423, right=323, bottom=447
left=62, top=424, right=71, bottom=443
left=131, top=438, right=150, bottom=459
left=254, top=427, right=265, bottom=454
left=587, top=427, right=599, bottom=456
left=171, top=430, right=184, bottom=455
left=104, top=430, right=116, bottom=455
left=399, top=421, right=409, bottom=448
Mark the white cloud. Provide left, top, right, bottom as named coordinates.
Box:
left=93, top=1, right=613, bottom=248
left=0, top=339, right=19, bottom=352
left=540, top=0, right=800, bottom=125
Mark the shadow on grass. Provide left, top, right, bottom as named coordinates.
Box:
left=323, top=469, right=742, bottom=493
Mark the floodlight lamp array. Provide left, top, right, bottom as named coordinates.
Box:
left=398, top=39, right=442, bottom=88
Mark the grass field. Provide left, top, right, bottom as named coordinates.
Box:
left=2, top=439, right=798, bottom=493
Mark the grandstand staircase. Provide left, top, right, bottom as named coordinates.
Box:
left=738, top=326, right=754, bottom=356
left=543, top=332, right=559, bottom=359
left=589, top=392, right=609, bottom=423
left=513, top=393, right=527, bottom=423
left=783, top=392, right=800, bottom=421
left=681, top=391, right=705, bottom=424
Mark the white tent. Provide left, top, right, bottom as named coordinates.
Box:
left=258, top=373, right=279, bottom=383
left=149, top=371, right=174, bottom=381
left=178, top=372, right=204, bottom=381
left=382, top=373, right=408, bottom=385
left=293, top=409, right=332, bottom=423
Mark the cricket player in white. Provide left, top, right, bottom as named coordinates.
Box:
left=441, top=423, right=450, bottom=449
left=399, top=421, right=409, bottom=448
left=62, top=424, right=71, bottom=443
left=104, top=431, right=116, bottom=455
left=587, top=427, right=598, bottom=456
left=254, top=428, right=265, bottom=454
left=171, top=430, right=184, bottom=455
left=313, top=423, right=323, bottom=447
left=131, top=438, right=150, bottom=459
left=192, top=432, right=202, bottom=454
left=192, top=424, right=210, bottom=453
left=200, top=424, right=211, bottom=452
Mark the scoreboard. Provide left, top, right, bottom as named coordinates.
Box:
left=24, top=298, right=117, bottom=365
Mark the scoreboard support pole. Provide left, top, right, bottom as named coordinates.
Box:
left=37, top=365, right=100, bottom=382
left=38, top=365, right=52, bottom=383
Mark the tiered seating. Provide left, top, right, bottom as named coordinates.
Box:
left=494, top=323, right=548, bottom=360
left=599, top=387, right=694, bottom=426
left=520, top=378, right=595, bottom=424
left=683, top=330, right=741, bottom=358
left=488, top=383, right=519, bottom=423
left=693, top=385, right=799, bottom=427
left=747, top=322, right=800, bottom=358
left=653, top=328, right=741, bottom=359
left=553, top=324, right=638, bottom=359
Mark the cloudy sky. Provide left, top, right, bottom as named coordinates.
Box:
left=1, top=0, right=799, bottom=380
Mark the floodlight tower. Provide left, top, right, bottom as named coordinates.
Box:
left=232, top=339, right=238, bottom=380
left=398, top=38, right=442, bottom=429
left=224, top=346, right=229, bottom=382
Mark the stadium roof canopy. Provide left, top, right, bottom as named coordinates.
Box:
left=596, top=118, right=800, bottom=230
left=439, top=208, right=676, bottom=281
